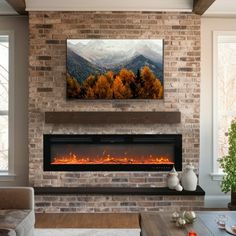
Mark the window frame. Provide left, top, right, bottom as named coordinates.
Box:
left=212, top=31, right=236, bottom=180
left=0, top=30, right=15, bottom=179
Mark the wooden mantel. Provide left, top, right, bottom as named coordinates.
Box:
left=44, top=111, right=181, bottom=124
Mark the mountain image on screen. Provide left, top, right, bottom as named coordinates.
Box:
left=66, top=39, right=164, bottom=99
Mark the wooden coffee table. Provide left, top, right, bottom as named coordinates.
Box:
left=141, top=211, right=236, bottom=236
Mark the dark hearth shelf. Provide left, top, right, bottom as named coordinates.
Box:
left=44, top=111, right=181, bottom=124
left=34, top=185, right=205, bottom=196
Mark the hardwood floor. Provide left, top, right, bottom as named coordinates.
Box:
left=35, top=213, right=140, bottom=229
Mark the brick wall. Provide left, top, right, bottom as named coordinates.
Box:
left=29, top=11, right=202, bottom=212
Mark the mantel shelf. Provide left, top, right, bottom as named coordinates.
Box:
left=44, top=111, right=181, bottom=124
left=34, top=186, right=205, bottom=196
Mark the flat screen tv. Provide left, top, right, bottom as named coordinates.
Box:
left=66, top=39, right=164, bottom=99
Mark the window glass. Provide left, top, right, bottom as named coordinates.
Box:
left=0, top=35, right=9, bottom=172
left=215, top=34, right=236, bottom=173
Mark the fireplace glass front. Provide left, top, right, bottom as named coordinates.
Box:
left=43, top=134, right=182, bottom=171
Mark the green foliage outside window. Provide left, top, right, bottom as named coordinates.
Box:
left=218, top=118, right=236, bottom=193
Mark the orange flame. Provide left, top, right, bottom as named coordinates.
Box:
left=51, top=152, right=174, bottom=165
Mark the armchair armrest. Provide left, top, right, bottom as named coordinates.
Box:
left=0, top=187, right=34, bottom=210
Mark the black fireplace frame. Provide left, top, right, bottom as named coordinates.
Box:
left=43, top=134, right=182, bottom=172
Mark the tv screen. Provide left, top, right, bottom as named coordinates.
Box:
left=66, top=39, right=164, bottom=99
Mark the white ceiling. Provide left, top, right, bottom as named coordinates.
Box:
left=25, top=0, right=193, bottom=12
left=0, top=0, right=17, bottom=15
left=1, top=0, right=236, bottom=16
left=206, top=0, right=236, bottom=16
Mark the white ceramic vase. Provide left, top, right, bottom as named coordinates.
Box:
left=167, top=166, right=179, bottom=189
left=181, top=163, right=197, bottom=191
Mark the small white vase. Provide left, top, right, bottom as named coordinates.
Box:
left=181, top=163, right=198, bottom=191
left=175, top=183, right=183, bottom=191
left=167, top=166, right=179, bottom=189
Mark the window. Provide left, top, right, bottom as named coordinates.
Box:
left=213, top=32, right=236, bottom=175
left=0, top=32, right=14, bottom=176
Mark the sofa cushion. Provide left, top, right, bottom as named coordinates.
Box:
left=0, top=210, right=35, bottom=236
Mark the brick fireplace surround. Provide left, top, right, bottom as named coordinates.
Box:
left=29, top=11, right=202, bottom=213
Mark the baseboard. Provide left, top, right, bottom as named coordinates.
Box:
left=204, top=195, right=230, bottom=208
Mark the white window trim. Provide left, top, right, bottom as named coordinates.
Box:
left=211, top=31, right=236, bottom=181
left=0, top=30, right=15, bottom=179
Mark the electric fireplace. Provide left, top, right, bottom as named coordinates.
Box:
left=43, top=134, right=182, bottom=171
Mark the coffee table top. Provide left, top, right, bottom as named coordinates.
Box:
left=141, top=211, right=236, bottom=236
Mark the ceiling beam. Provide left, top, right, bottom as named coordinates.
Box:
left=5, top=0, right=27, bottom=15
left=193, top=0, right=216, bottom=15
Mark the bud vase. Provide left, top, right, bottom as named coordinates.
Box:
left=167, top=166, right=179, bottom=189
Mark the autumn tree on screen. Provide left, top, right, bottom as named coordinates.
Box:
left=112, top=68, right=135, bottom=98
left=119, top=68, right=136, bottom=85
left=112, top=76, right=130, bottom=98
left=105, top=71, right=114, bottom=84
left=93, top=75, right=113, bottom=99
left=67, top=66, right=163, bottom=99
left=82, top=75, right=97, bottom=98
left=138, top=66, right=163, bottom=99
left=67, top=74, right=81, bottom=98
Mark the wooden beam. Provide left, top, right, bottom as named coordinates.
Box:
left=45, top=111, right=181, bottom=124
left=5, top=0, right=27, bottom=15
left=193, top=0, right=215, bottom=15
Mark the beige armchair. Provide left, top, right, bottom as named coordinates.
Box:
left=0, top=187, right=35, bottom=236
